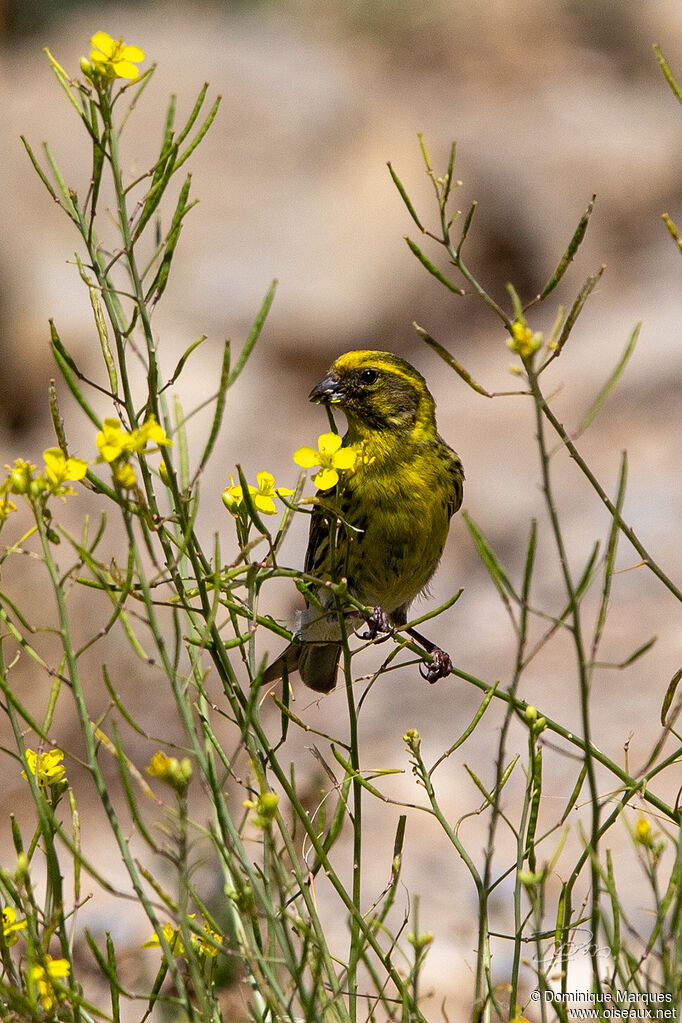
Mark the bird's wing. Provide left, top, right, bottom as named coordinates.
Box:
left=443, top=443, right=465, bottom=518
left=303, top=483, right=337, bottom=577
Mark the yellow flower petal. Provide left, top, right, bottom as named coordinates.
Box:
left=46, top=958, right=71, bottom=979
left=121, top=44, right=145, bottom=62
left=90, top=31, right=116, bottom=56
left=112, top=60, right=140, bottom=80
left=317, top=432, right=342, bottom=456
left=254, top=493, right=277, bottom=515
left=313, top=467, right=339, bottom=490
left=332, top=447, right=356, bottom=470
left=293, top=446, right=320, bottom=468
left=256, top=471, right=276, bottom=495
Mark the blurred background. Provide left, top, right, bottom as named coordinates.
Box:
left=0, top=0, right=681, bottom=1017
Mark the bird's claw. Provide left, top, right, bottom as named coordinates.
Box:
left=359, top=606, right=392, bottom=641
left=419, top=647, right=452, bottom=684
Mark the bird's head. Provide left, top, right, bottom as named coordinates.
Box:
left=309, top=351, right=436, bottom=436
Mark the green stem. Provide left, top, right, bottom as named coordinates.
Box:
left=527, top=366, right=602, bottom=990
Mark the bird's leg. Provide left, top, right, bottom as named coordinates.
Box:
left=358, top=605, right=392, bottom=641
left=406, top=626, right=452, bottom=683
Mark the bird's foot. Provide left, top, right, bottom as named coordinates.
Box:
left=418, top=647, right=452, bottom=684
left=359, top=605, right=392, bottom=641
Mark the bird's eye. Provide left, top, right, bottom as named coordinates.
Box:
left=360, top=368, right=379, bottom=384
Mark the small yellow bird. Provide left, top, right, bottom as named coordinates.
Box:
left=265, top=350, right=464, bottom=692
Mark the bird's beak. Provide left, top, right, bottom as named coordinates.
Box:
left=308, top=371, right=345, bottom=405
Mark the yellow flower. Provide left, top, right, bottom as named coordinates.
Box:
left=113, top=461, right=138, bottom=490
left=143, top=915, right=222, bottom=959
left=635, top=817, right=653, bottom=846
left=22, top=748, right=67, bottom=788
left=243, top=790, right=280, bottom=828
left=222, top=471, right=294, bottom=516
left=293, top=432, right=357, bottom=490
left=0, top=493, right=17, bottom=524
left=2, top=906, right=27, bottom=947
left=146, top=751, right=193, bottom=792
left=96, top=418, right=129, bottom=462
left=507, top=319, right=543, bottom=360
left=29, top=956, right=70, bottom=1012
left=129, top=415, right=171, bottom=454
left=89, top=32, right=145, bottom=80
left=5, top=459, right=37, bottom=495
left=194, top=922, right=222, bottom=958
left=143, top=919, right=187, bottom=956
left=42, top=448, right=88, bottom=495
left=96, top=416, right=172, bottom=466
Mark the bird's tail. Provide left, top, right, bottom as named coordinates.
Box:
left=263, top=640, right=341, bottom=693
left=298, top=642, right=342, bottom=693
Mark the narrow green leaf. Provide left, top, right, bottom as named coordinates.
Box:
left=661, top=667, right=682, bottom=726
left=49, top=380, right=68, bottom=452
left=442, top=140, right=457, bottom=202
left=161, top=335, right=207, bottom=392
left=145, top=174, right=197, bottom=304
left=20, top=136, right=58, bottom=203
left=43, top=47, right=86, bottom=118
left=554, top=882, right=567, bottom=950
left=456, top=201, right=477, bottom=256
left=539, top=195, right=596, bottom=299
left=606, top=849, right=620, bottom=960
left=593, top=451, right=627, bottom=652
left=506, top=282, right=524, bottom=321
left=387, top=162, right=424, bottom=231
left=118, top=64, right=157, bottom=133
left=102, top=666, right=149, bottom=739
left=198, top=340, right=230, bottom=473
left=414, top=323, right=491, bottom=396
left=132, top=139, right=179, bottom=241
left=404, top=236, right=464, bottom=293
left=429, top=682, right=499, bottom=776
left=417, top=132, right=433, bottom=172
left=462, top=765, right=489, bottom=803
left=579, top=324, right=640, bottom=432
left=107, top=933, right=122, bottom=1021
left=10, top=815, right=24, bottom=857
left=662, top=213, right=682, bottom=254
left=465, top=754, right=519, bottom=807
left=526, top=746, right=542, bottom=872
left=654, top=44, right=682, bottom=103
left=227, top=278, right=278, bottom=388
left=173, top=94, right=222, bottom=173
left=321, top=774, right=352, bottom=858
left=463, top=512, right=520, bottom=603
left=393, top=814, right=406, bottom=874
left=89, top=125, right=106, bottom=220
left=278, top=667, right=291, bottom=746
left=42, top=141, right=79, bottom=221
left=331, top=747, right=387, bottom=801
left=174, top=83, right=209, bottom=148
left=50, top=321, right=102, bottom=428
left=522, top=518, right=537, bottom=605
left=174, top=396, right=190, bottom=491
left=552, top=265, right=605, bottom=356
left=560, top=765, right=587, bottom=823
left=162, top=92, right=177, bottom=148
left=77, top=256, right=118, bottom=394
